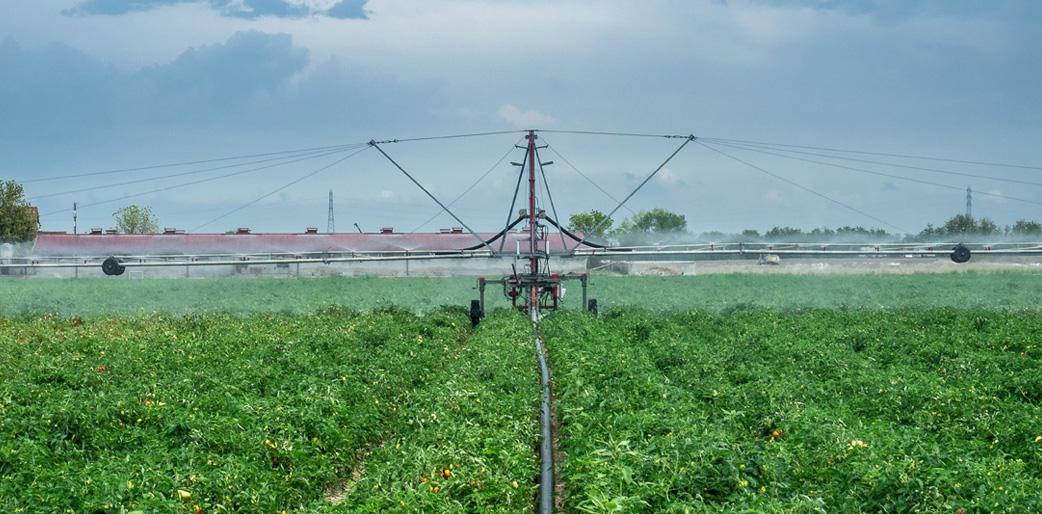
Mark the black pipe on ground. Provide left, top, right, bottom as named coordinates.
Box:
left=534, top=334, right=553, bottom=514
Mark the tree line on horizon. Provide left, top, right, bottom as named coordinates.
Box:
left=568, top=208, right=1042, bottom=246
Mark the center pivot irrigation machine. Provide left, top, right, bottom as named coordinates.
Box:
left=9, top=128, right=1042, bottom=303
left=371, top=129, right=658, bottom=325
left=11, top=129, right=702, bottom=320
left=470, top=131, right=604, bottom=325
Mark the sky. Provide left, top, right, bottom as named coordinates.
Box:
left=2, top=0, right=1041, bottom=239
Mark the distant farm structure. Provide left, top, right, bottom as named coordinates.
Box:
left=3, top=227, right=1041, bottom=279
left=11, top=227, right=596, bottom=278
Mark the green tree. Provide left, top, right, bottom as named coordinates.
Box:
left=916, top=223, right=940, bottom=240
left=942, top=214, right=975, bottom=236
left=836, top=226, right=891, bottom=239
left=809, top=226, right=836, bottom=238
left=976, top=217, right=998, bottom=236
left=113, top=205, right=160, bottom=234
left=567, top=210, right=613, bottom=243
left=0, top=180, right=39, bottom=243
left=612, top=208, right=687, bottom=245
left=1010, top=219, right=1042, bottom=236
left=939, top=214, right=998, bottom=237
left=764, top=226, right=805, bottom=241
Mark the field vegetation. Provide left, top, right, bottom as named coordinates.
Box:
left=0, top=308, right=540, bottom=513
left=3, top=269, right=1042, bottom=317
left=1, top=271, right=1041, bottom=512
left=544, top=308, right=1042, bottom=512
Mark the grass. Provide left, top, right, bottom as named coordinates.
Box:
left=3, top=269, right=1042, bottom=317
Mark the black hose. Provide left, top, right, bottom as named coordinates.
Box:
left=542, top=216, right=608, bottom=249
left=534, top=334, right=553, bottom=514
left=460, top=216, right=527, bottom=251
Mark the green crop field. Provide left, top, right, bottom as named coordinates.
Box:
left=0, top=308, right=540, bottom=513
left=1, top=271, right=1041, bottom=513
left=3, top=269, right=1042, bottom=317
left=544, top=308, right=1042, bottom=513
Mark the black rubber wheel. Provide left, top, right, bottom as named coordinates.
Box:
left=102, top=257, right=126, bottom=276
left=587, top=298, right=598, bottom=315
left=951, top=244, right=971, bottom=264
left=470, top=299, right=482, bottom=327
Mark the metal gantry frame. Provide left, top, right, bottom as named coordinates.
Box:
left=10, top=128, right=1036, bottom=282
left=469, top=131, right=597, bottom=326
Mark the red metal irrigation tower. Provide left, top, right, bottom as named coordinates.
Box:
left=473, top=130, right=592, bottom=324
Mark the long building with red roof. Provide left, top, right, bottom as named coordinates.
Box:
left=31, top=227, right=593, bottom=257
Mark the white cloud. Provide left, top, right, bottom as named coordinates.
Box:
left=655, top=167, right=684, bottom=186
left=5, top=0, right=1042, bottom=235
left=497, top=105, right=556, bottom=128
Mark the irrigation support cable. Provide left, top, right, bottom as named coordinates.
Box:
left=39, top=147, right=363, bottom=218
left=536, top=151, right=569, bottom=253
left=190, top=147, right=369, bottom=233
left=573, top=134, right=696, bottom=250
left=534, top=332, right=553, bottom=514
left=697, top=141, right=911, bottom=234
left=544, top=143, right=637, bottom=218
left=409, top=137, right=524, bottom=234
left=369, top=140, right=497, bottom=255
left=23, top=142, right=370, bottom=184
left=31, top=146, right=364, bottom=202
left=696, top=136, right=1042, bottom=171
left=702, top=139, right=1042, bottom=187
left=501, top=146, right=531, bottom=253
left=700, top=140, right=1042, bottom=207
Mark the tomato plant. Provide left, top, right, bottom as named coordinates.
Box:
left=544, top=308, right=1042, bottom=512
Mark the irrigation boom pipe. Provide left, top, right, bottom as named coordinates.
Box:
left=571, top=248, right=1042, bottom=257
left=0, top=252, right=493, bottom=270
left=8, top=241, right=1042, bottom=272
